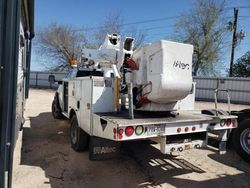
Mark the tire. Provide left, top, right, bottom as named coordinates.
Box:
left=233, top=119, right=250, bottom=163
left=52, top=99, right=63, bottom=119
left=70, top=115, right=89, bottom=151
left=20, top=116, right=25, bottom=131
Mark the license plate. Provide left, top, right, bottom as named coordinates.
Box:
left=147, top=125, right=165, bottom=136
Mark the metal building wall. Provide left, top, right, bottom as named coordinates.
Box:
left=0, top=0, right=21, bottom=187
left=29, top=71, right=66, bottom=88
left=194, top=77, right=250, bottom=104
left=28, top=72, right=250, bottom=104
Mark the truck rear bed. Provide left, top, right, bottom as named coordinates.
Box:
left=92, top=110, right=235, bottom=143
left=97, top=110, right=213, bottom=127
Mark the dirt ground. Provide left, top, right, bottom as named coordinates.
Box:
left=13, top=89, right=250, bottom=188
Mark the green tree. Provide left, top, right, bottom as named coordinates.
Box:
left=174, top=0, right=229, bottom=76
left=232, top=51, right=250, bottom=77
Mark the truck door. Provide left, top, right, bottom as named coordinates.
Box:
left=63, top=82, right=68, bottom=112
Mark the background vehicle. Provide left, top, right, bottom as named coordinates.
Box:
left=51, top=34, right=237, bottom=160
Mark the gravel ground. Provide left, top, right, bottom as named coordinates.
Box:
left=13, top=89, right=250, bottom=188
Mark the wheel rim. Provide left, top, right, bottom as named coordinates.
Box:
left=71, top=122, right=77, bottom=144
left=240, top=128, right=250, bottom=154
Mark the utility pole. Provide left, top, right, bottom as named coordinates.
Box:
left=229, top=8, right=238, bottom=77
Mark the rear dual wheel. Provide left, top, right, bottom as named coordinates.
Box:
left=233, top=119, right=250, bottom=163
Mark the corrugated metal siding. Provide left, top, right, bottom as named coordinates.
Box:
left=29, top=71, right=66, bottom=88
left=29, top=72, right=250, bottom=104
left=194, top=77, right=250, bottom=104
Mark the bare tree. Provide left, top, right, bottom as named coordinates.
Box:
left=35, top=23, right=88, bottom=71
left=93, top=12, right=123, bottom=47
left=35, top=14, right=146, bottom=71
left=174, top=0, right=229, bottom=76
left=93, top=12, right=146, bottom=49
left=124, top=26, right=146, bottom=49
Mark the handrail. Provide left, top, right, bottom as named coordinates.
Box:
left=214, top=89, right=231, bottom=116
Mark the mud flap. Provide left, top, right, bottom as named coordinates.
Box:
left=89, top=136, right=120, bottom=160
left=219, top=130, right=228, bottom=155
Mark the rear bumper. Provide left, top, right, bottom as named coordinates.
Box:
left=150, top=136, right=207, bottom=154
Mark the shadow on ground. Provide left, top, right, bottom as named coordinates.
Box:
left=124, top=140, right=250, bottom=188
left=20, top=111, right=250, bottom=188
left=20, top=112, right=147, bottom=188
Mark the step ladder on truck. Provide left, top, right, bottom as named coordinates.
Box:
left=50, top=34, right=238, bottom=160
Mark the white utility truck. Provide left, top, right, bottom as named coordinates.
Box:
left=51, top=34, right=238, bottom=160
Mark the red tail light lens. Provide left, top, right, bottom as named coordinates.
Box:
left=185, top=127, right=189, bottom=132
left=226, top=119, right=231, bottom=126
left=125, top=126, right=134, bottom=136
left=113, top=128, right=117, bottom=134
left=192, top=126, right=196, bottom=131
left=232, top=119, right=236, bottom=127
left=118, top=129, right=124, bottom=135
left=177, top=128, right=181, bottom=133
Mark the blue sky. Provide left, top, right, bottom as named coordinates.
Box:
left=32, top=0, right=250, bottom=76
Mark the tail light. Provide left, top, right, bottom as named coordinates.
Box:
left=113, top=128, right=117, bottom=139
left=125, top=126, right=134, bottom=136
left=226, top=119, right=232, bottom=126
left=135, top=125, right=144, bottom=135
left=177, top=128, right=182, bottom=133
left=117, top=128, right=123, bottom=139
left=118, top=128, right=124, bottom=135
left=185, top=127, right=189, bottom=132
left=220, top=119, right=235, bottom=127
left=220, top=119, right=226, bottom=127
left=232, top=119, right=236, bottom=127
left=192, top=126, right=196, bottom=131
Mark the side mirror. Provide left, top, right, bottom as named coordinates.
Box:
left=48, top=75, right=55, bottom=84
left=48, top=75, right=63, bottom=85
